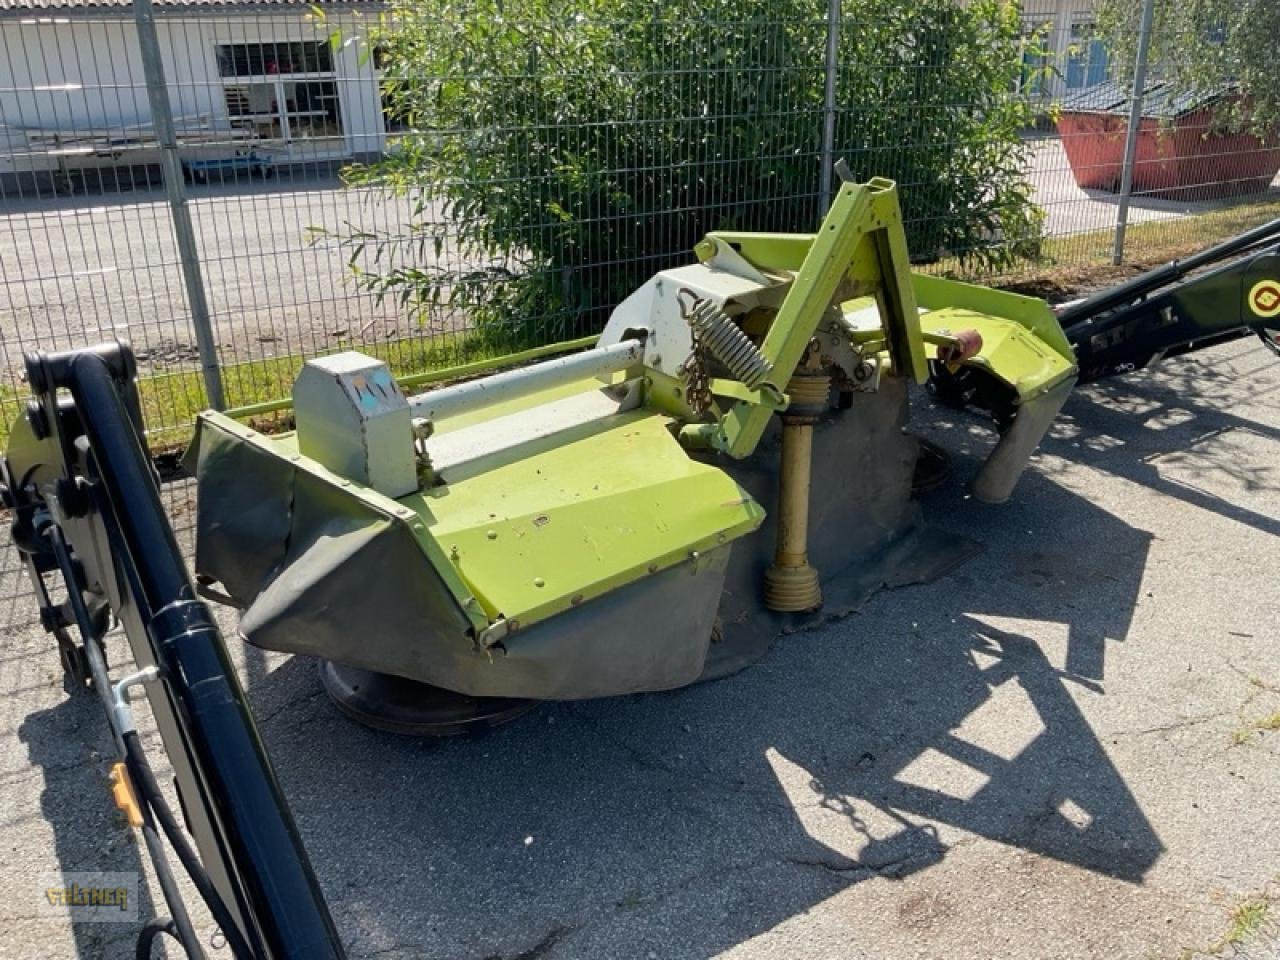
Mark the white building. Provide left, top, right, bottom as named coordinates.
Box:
left=1019, top=0, right=1110, bottom=102
left=0, top=0, right=1112, bottom=192
left=0, top=0, right=387, bottom=190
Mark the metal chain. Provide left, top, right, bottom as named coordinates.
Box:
left=678, top=289, right=714, bottom=416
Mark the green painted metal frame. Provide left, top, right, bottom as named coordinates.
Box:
left=692, top=178, right=928, bottom=459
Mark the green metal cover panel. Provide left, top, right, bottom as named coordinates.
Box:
left=912, top=273, right=1077, bottom=362
left=406, top=408, right=765, bottom=635
left=200, top=390, right=763, bottom=644
left=909, top=273, right=1077, bottom=403
left=917, top=307, right=1077, bottom=401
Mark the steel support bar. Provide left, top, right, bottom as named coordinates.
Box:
left=818, top=0, right=842, bottom=211
left=220, top=336, right=601, bottom=421
left=713, top=177, right=924, bottom=460
left=1112, top=0, right=1156, bottom=266
left=134, top=0, right=225, bottom=409
left=1060, top=217, right=1280, bottom=330
left=408, top=339, right=642, bottom=423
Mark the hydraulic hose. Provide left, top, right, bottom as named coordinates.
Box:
left=50, top=349, right=344, bottom=959
left=46, top=525, right=205, bottom=959
left=17, top=345, right=343, bottom=958
left=135, top=918, right=180, bottom=960
left=51, top=522, right=244, bottom=958
left=122, top=730, right=255, bottom=960
left=136, top=817, right=203, bottom=959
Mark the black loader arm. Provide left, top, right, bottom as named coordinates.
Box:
left=1057, top=218, right=1280, bottom=383
left=1, top=343, right=344, bottom=960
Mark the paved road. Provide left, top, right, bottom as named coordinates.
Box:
left=0, top=172, right=414, bottom=384
left=1, top=335, right=1278, bottom=959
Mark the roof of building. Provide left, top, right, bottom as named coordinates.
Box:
left=0, top=0, right=375, bottom=14
left=1060, top=78, right=1238, bottom=120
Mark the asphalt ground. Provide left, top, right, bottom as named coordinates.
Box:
left=1, top=335, right=1279, bottom=959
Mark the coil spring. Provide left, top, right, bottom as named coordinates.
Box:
left=686, top=297, right=773, bottom=390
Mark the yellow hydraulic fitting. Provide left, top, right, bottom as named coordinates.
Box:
left=109, top=762, right=143, bottom=829
left=763, top=368, right=829, bottom=613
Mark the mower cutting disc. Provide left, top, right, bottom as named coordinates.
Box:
left=911, top=438, right=952, bottom=496
left=319, top=661, right=538, bottom=736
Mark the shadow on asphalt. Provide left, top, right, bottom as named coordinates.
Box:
left=206, top=393, right=1173, bottom=957
left=1050, top=360, right=1280, bottom=541
left=9, top=345, right=1278, bottom=957
left=16, top=695, right=162, bottom=958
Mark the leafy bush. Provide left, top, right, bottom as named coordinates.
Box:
left=1096, top=0, right=1280, bottom=134
left=335, top=0, right=1046, bottom=347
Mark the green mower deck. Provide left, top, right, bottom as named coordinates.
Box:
left=188, top=176, right=1077, bottom=711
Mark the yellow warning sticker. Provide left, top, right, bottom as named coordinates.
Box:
left=1249, top=279, right=1280, bottom=318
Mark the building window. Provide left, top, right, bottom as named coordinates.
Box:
left=216, top=42, right=333, bottom=78
left=1017, top=18, right=1054, bottom=97
left=218, top=43, right=344, bottom=158
left=371, top=42, right=411, bottom=136
left=1066, top=20, right=1111, bottom=90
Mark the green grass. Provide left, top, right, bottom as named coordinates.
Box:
left=1229, top=672, right=1280, bottom=747
left=939, top=195, right=1280, bottom=293
left=1178, top=889, right=1276, bottom=959
left=1044, top=197, right=1280, bottom=267
left=1223, top=897, right=1271, bottom=948
left=1231, top=711, right=1280, bottom=747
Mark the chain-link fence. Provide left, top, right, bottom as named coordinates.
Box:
left=1024, top=1, right=1280, bottom=274
left=1, top=0, right=1277, bottom=447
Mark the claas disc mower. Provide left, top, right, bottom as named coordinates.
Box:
left=3, top=174, right=1277, bottom=957
left=185, top=176, right=1078, bottom=730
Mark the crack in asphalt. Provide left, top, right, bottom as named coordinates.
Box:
left=783, top=834, right=979, bottom=881
left=504, top=924, right=572, bottom=960
left=256, top=687, right=328, bottom=728
left=556, top=708, right=791, bottom=815
left=348, top=942, right=435, bottom=959
left=1109, top=711, right=1232, bottom=738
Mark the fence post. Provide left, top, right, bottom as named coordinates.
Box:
left=133, top=0, right=225, bottom=410
left=1112, top=0, right=1157, bottom=266
left=819, top=0, right=842, bottom=213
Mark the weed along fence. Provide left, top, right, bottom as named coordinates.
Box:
left=1, top=0, right=1278, bottom=451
